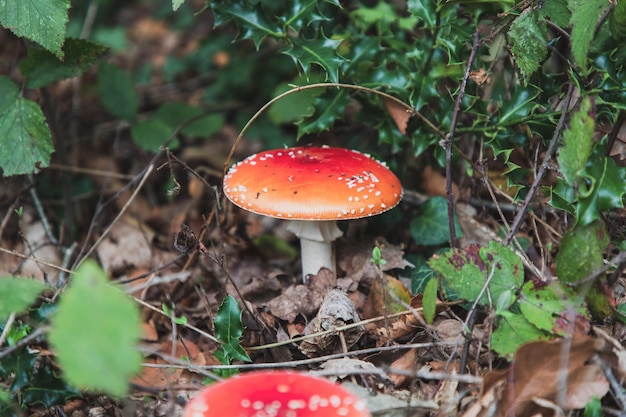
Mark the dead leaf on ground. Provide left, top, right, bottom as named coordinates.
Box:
left=469, top=335, right=609, bottom=417
left=362, top=274, right=411, bottom=321
left=266, top=268, right=334, bottom=322
left=299, top=288, right=364, bottom=357
left=317, top=358, right=394, bottom=388
left=338, top=238, right=412, bottom=285
left=97, top=218, right=154, bottom=275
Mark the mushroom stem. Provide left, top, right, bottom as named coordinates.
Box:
left=286, top=220, right=343, bottom=282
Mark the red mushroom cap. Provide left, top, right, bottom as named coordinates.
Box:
left=223, top=146, right=402, bottom=220
left=183, top=371, right=371, bottom=417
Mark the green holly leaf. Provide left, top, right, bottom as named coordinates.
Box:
left=0, top=77, right=54, bottom=177
left=20, top=38, right=108, bottom=89
left=296, top=89, right=350, bottom=137
left=610, top=0, right=626, bottom=39
left=214, top=295, right=251, bottom=364
left=285, top=37, right=345, bottom=83
left=211, top=2, right=284, bottom=48
left=429, top=241, right=524, bottom=306
left=508, top=8, right=548, bottom=79
left=268, top=74, right=325, bottom=124
left=410, top=196, right=462, bottom=246
left=576, top=150, right=626, bottom=225
left=0, top=0, right=70, bottom=59
left=558, top=96, right=595, bottom=187
left=49, top=260, right=142, bottom=397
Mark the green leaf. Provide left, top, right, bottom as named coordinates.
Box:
left=268, top=75, right=324, bottom=124
left=97, top=61, right=139, bottom=121
left=0, top=0, right=70, bottom=59
left=555, top=220, right=609, bottom=285
left=130, top=118, right=178, bottom=153
left=584, top=396, right=603, bottom=417
left=518, top=281, right=587, bottom=335
left=408, top=0, right=437, bottom=30
left=409, top=196, right=462, bottom=246
left=576, top=150, right=626, bottom=225
left=214, top=295, right=251, bottom=364
left=285, top=37, right=344, bottom=83
left=49, top=260, right=142, bottom=397
left=422, top=278, right=437, bottom=324
left=429, top=241, right=524, bottom=306
left=609, top=0, right=626, bottom=39
left=491, top=311, right=551, bottom=359
left=172, top=0, right=185, bottom=11
left=558, top=96, right=595, bottom=187
left=508, top=8, right=548, bottom=79
left=20, top=38, right=108, bottom=89
left=152, top=102, right=224, bottom=137
left=0, top=277, right=49, bottom=321
left=21, top=366, right=81, bottom=407
left=569, top=0, right=610, bottom=74
left=211, top=2, right=284, bottom=48
left=0, top=78, right=54, bottom=177
left=539, top=0, right=570, bottom=28
left=296, top=89, right=350, bottom=137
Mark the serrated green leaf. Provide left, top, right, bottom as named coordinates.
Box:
left=296, top=89, right=350, bottom=137
left=20, top=38, right=108, bottom=89
left=97, top=61, right=139, bottom=121
left=409, top=196, right=462, bottom=246
left=558, top=96, right=595, bottom=186
left=0, top=86, right=54, bottom=177
left=518, top=281, right=587, bottom=335
left=422, top=278, right=437, bottom=324
left=569, top=0, right=610, bottom=74
left=508, top=8, right=548, bottom=79
left=0, top=350, right=37, bottom=392
left=49, top=260, right=142, bottom=397
left=286, top=37, right=344, bottom=83
left=0, top=77, right=19, bottom=111
left=491, top=311, right=551, bottom=359
left=0, top=0, right=70, bottom=59
left=0, top=277, right=49, bottom=321
left=429, top=241, right=524, bottom=306
left=555, top=220, right=609, bottom=285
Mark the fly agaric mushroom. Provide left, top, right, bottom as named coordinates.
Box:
left=183, top=371, right=371, bottom=417
left=223, top=146, right=402, bottom=280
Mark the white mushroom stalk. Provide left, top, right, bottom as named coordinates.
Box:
left=223, top=146, right=402, bottom=282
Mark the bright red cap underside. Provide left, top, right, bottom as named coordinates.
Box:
left=223, top=146, right=402, bottom=220
left=183, top=371, right=370, bottom=417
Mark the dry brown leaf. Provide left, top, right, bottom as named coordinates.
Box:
left=96, top=218, right=153, bottom=275
left=383, top=97, right=412, bottom=134
left=422, top=165, right=459, bottom=198
left=337, top=237, right=412, bottom=285
left=388, top=348, right=418, bottom=387
left=479, top=335, right=609, bottom=417
left=299, top=288, right=363, bottom=357
left=362, top=275, right=411, bottom=324
left=266, top=269, right=334, bottom=322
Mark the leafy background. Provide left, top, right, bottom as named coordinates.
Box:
left=0, top=0, right=625, bottom=415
